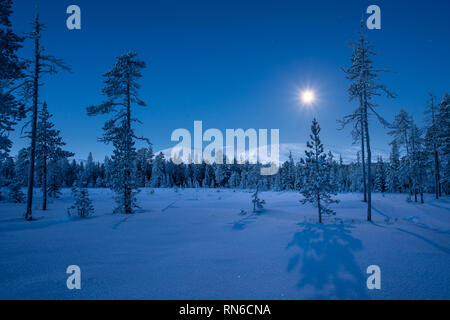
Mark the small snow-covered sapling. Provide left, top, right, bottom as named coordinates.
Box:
left=68, top=184, right=94, bottom=218
left=7, top=179, right=25, bottom=203
left=252, top=187, right=266, bottom=213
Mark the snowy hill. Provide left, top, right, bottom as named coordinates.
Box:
left=155, top=142, right=390, bottom=164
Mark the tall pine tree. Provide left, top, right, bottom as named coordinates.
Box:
left=389, top=109, right=413, bottom=196
left=342, top=22, right=395, bottom=221
left=36, top=102, right=73, bottom=210
left=424, top=93, right=441, bottom=199
left=22, top=8, right=70, bottom=220
left=87, top=52, right=148, bottom=213
left=300, top=118, right=339, bottom=223
left=0, top=0, right=25, bottom=158
left=437, top=94, right=449, bottom=195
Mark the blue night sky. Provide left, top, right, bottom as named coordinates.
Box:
left=8, top=0, right=450, bottom=161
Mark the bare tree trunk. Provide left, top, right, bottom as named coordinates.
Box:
left=360, top=105, right=367, bottom=203
left=25, top=17, right=40, bottom=221
left=363, top=101, right=372, bottom=221
left=125, top=79, right=132, bottom=214
left=318, top=194, right=322, bottom=224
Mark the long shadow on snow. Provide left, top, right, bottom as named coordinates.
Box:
left=286, top=222, right=369, bottom=299
left=0, top=215, right=100, bottom=232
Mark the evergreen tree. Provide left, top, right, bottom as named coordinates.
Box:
left=300, top=119, right=339, bottom=223
left=150, top=152, right=166, bottom=188
left=103, top=156, right=112, bottom=187
left=13, top=148, right=29, bottom=185
left=251, top=186, right=265, bottom=213
left=8, top=178, right=24, bottom=203
left=374, top=156, right=386, bottom=193
left=228, top=170, right=240, bottom=189
left=0, top=0, right=25, bottom=158
left=437, top=94, right=449, bottom=195
left=68, top=181, right=94, bottom=218
left=424, top=93, right=441, bottom=199
left=387, top=141, right=401, bottom=192
left=86, top=52, right=148, bottom=214
left=136, top=146, right=153, bottom=187
left=342, top=22, right=394, bottom=221
left=22, top=9, right=70, bottom=220
left=0, top=155, right=14, bottom=200
left=286, top=152, right=296, bottom=190
left=36, top=102, right=73, bottom=210
left=83, top=152, right=95, bottom=187
left=389, top=109, right=413, bottom=195
left=409, top=123, right=426, bottom=203
left=349, top=152, right=363, bottom=192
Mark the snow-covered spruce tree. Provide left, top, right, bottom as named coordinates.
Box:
left=327, top=151, right=340, bottom=189
left=374, top=156, right=386, bottom=193
left=336, top=155, right=350, bottom=192
left=12, top=148, right=29, bottom=187
left=21, top=9, right=70, bottom=220
left=0, top=155, right=19, bottom=201
left=285, top=152, right=296, bottom=190
left=251, top=185, right=265, bottom=213
left=150, top=152, right=166, bottom=188
left=228, top=170, right=240, bottom=189
left=341, top=22, right=395, bottom=221
left=192, top=160, right=205, bottom=188
left=8, top=177, right=24, bottom=203
left=246, top=163, right=261, bottom=189
left=294, top=159, right=304, bottom=191
left=349, top=151, right=363, bottom=193
left=136, top=146, right=153, bottom=187
left=387, top=141, right=401, bottom=192
left=87, top=52, right=148, bottom=214
left=0, top=155, right=13, bottom=199
left=214, top=158, right=229, bottom=188
left=300, top=118, right=339, bottom=223
left=36, top=102, right=73, bottom=210
left=437, top=94, right=449, bottom=195
left=388, top=109, right=413, bottom=195
left=103, top=156, right=113, bottom=187
left=46, top=159, right=66, bottom=198
left=409, top=123, right=427, bottom=203
left=424, top=93, right=441, bottom=199
left=83, top=152, right=95, bottom=187
left=68, top=181, right=94, bottom=218
left=0, top=0, right=26, bottom=159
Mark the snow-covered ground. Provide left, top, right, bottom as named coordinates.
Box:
left=0, top=188, right=449, bottom=300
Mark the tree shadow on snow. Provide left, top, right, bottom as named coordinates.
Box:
left=231, top=213, right=258, bottom=230
left=286, top=222, right=369, bottom=299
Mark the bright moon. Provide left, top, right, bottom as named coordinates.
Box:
left=301, top=90, right=315, bottom=105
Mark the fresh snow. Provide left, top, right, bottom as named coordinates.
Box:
left=0, top=189, right=449, bottom=299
